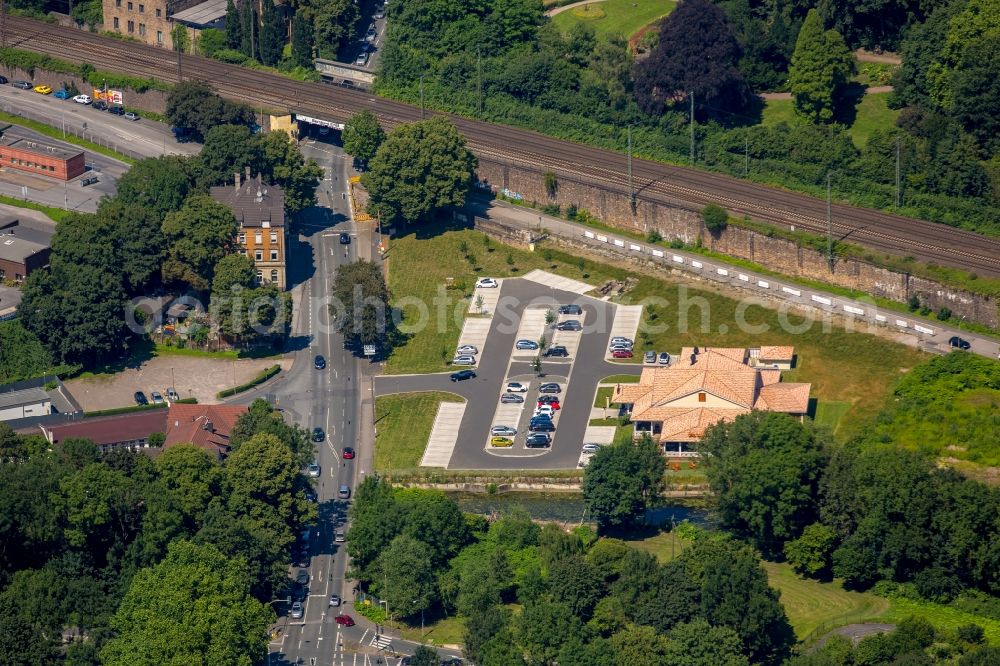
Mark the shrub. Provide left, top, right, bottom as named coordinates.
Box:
left=702, top=203, right=729, bottom=234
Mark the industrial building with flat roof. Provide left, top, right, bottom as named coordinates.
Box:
left=0, top=217, right=51, bottom=283
left=0, top=136, right=86, bottom=181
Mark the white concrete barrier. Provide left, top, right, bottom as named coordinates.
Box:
left=914, top=324, right=934, bottom=335
left=738, top=274, right=749, bottom=282
left=629, top=244, right=641, bottom=251
left=692, top=261, right=703, bottom=268
left=652, top=249, right=664, bottom=258
left=614, top=239, right=625, bottom=247
left=781, top=286, right=802, bottom=296
left=758, top=280, right=770, bottom=289
left=875, top=314, right=887, bottom=322
left=672, top=255, right=684, bottom=264
left=895, top=319, right=908, bottom=328
left=717, top=268, right=729, bottom=276
left=584, top=230, right=595, bottom=239
left=597, top=235, right=608, bottom=243
left=843, top=305, right=865, bottom=315
left=811, top=295, right=832, bottom=305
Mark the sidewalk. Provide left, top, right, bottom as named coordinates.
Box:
left=483, top=200, right=1000, bottom=360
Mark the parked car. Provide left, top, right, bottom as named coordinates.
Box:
left=538, top=383, right=561, bottom=394
left=80, top=175, right=99, bottom=186
left=307, top=462, right=321, bottom=478
left=166, top=387, right=179, bottom=401
left=558, top=304, right=582, bottom=315
left=505, top=382, right=527, bottom=393
left=610, top=336, right=633, bottom=346
left=644, top=350, right=657, bottom=364
left=658, top=352, right=671, bottom=365
left=133, top=391, right=148, bottom=406
left=53, top=88, right=70, bottom=99
left=582, top=443, right=603, bottom=454
left=150, top=391, right=164, bottom=404
left=0, top=76, right=7, bottom=84
left=340, top=232, right=351, bottom=244
left=107, top=105, right=125, bottom=116
left=609, top=344, right=633, bottom=353
left=515, top=339, right=539, bottom=350
left=354, top=51, right=369, bottom=66
left=73, top=94, right=92, bottom=104
left=452, top=355, right=476, bottom=366
left=536, top=396, right=560, bottom=409
left=500, top=393, right=524, bottom=404
left=342, top=446, right=355, bottom=460
left=335, top=614, right=355, bottom=626
left=33, top=84, right=52, bottom=94
left=475, top=277, right=499, bottom=288
left=92, top=100, right=108, bottom=111
left=335, top=530, right=345, bottom=543
left=290, top=602, right=304, bottom=619
left=293, top=548, right=309, bottom=568
left=12, top=80, right=32, bottom=89
left=949, top=336, right=971, bottom=350
left=490, top=425, right=517, bottom=437
left=312, top=428, right=325, bottom=443
left=545, top=346, right=569, bottom=357
left=450, top=369, right=476, bottom=382
left=296, top=569, right=310, bottom=586
left=533, top=405, right=555, bottom=418
left=124, top=111, right=139, bottom=121
left=329, top=594, right=342, bottom=607
left=456, top=344, right=478, bottom=355
left=374, top=8, right=386, bottom=18
left=338, top=485, right=351, bottom=499
left=528, top=420, right=555, bottom=433
left=490, top=437, right=514, bottom=447
left=526, top=433, right=552, bottom=448
left=612, top=349, right=633, bottom=359
left=314, top=355, right=326, bottom=369
left=365, top=25, right=377, bottom=42
left=556, top=320, right=582, bottom=331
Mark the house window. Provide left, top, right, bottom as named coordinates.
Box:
left=139, top=3, right=144, bottom=11
left=156, top=7, right=161, bottom=16
left=0, top=268, right=5, bottom=279
left=270, top=269, right=279, bottom=282
left=139, top=23, right=146, bottom=36
left=254, top=232, right=262, bottom=244
left=256, top=270, right=263, bottom=284
left=127, top=1, right=132, bottom=9
left=156, top=30, right=163, bottom=44
left=270, top=231, right=277, bottom=244
left=270, top=249, right=278, bottom=261
left=255, top=250, right=263, bottom=261
left=238, top=232, right=246, bottom=244
left=115, top=0, right=120, bottom=6
left=127, top=19, right=134, bottom=32
left=114, top=16, right=120, bottom=28
left=698, top=392, right=706, bottom=402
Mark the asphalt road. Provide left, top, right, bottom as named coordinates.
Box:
left=374, top=280, right=641, bottom=470
left=8, top=15, right=1000, bottom=277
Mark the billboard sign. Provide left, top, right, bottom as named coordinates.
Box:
left=93, top=89, right=124, bottom=105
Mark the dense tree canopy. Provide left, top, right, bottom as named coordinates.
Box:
left=582, top=434, right=665, bottom=530
left=161, top=195, right=239, bottom=291
left=165, top=81, right=255, bottom=142
left=330, top=259, right=397, bottom=350
left=789, top=9, right=856, bottom=123
left=343, top=110, right=387, bottom=166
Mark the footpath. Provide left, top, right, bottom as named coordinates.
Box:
left=483, top=200, right=1000, bottom=360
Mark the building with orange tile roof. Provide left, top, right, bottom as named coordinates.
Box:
left=163, top=403, right=247, bottom=459
left=612, top=346, right=810, bottom=455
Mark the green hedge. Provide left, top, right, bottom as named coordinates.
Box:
left=84, top=403, right=168, bottom=418
left=216, top=364, right=281, bottom=399
left=0, top=47, right=169, bottom=93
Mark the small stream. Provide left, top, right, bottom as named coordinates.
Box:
left=447, top=492, right=713, bottom=527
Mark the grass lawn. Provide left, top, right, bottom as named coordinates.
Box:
left=551, top=0, right=676, bottom=40
left=625, top=530, right=691, bottom=562
left=600, top=374, right=641, bottom=384
left=847, top=92, right=901, bottom=148
left=883, top=597, right=1000, bottom=645
left=384, top=221, right=628, bottom=374
left=763, top=562, right=890, bottom=640
left=594, top=386, right=615, bottom=407
left=374, top=391, right=464, bottom=474
left=813, top=400, right=852, bottom=436
left=396, top=613, right=466, bottom=647
left=760, top=97, right=797, bottom=127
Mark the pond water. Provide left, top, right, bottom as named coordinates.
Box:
left=447, top=492, right=713, bottom=528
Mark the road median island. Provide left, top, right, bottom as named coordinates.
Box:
left=216, top=364, right=281, bottom=399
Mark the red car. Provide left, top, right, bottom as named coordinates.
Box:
left=536, top=399, right=560, bottom=410
left=342, top=447, right=355, bottom=460
left=335, top=614, right=355, bottom=626
left=612, top=349, right=633, bottom=359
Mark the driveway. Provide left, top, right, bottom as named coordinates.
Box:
left=65, top=355, right=292, bottom=410
left=374, top=277, right=642, bottom=470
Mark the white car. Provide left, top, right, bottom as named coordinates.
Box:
left=534, top=405, right=555, bottom=418
left=475, top=277, right=499, bottom=289
left=452, top=355, right=476, bottom=366
left=73, top=94, right=92, bottom=104
left=582, top=443, right=604, bottom=454
left=456, top=344, right=479, bottom=355
left=505, top=382, right=527, bottom=393
left=610, top=337, right=633, bottom=346
left=307, top=463, right=321, bottom=478
left=490, top=425, right=517, bottom=437
left=290, top=602, right=304, bottom=619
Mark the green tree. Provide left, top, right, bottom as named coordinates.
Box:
left=610, top=624, right=672, bottom=666
left=0, top=596, right=54, bottom=666
left=239, top=0, right=255, bottom=58
left=258, top=0, right=284, bottom=66
left=154, top=445, right=222, bottom=529
left=951, top=38, right=1000, bottom=153
left=100, top=540, right=271, bottom=666
left=547, top=554, right=604, bottom=620
left=330, top=259, right=396, bottom=349
left=372, top=535, right=438, bottom=617
left=342, top=110, right=386, bottom=166
left=309, top=0, right=359, bottom=59
left=256, top=130, right=323, bottom=214
left=582, top=434, right=666, bottom=531
left=211, top=253, right=257, bottom=296
left=516, top=601, right=581, bottom=664
left=663, top=619, right=749, bottom=666
left=229, top=399, right=312, bottom=466
left=94, top=199, right=166, bottom=294
left=225, top=433, right=309, bottom=529
left=165, top=81, right=255, bottom=142
left=70, top=0, right=103, bottom=27
left=346, top=477, right=402, bottom=575
left=785, top=523, right=838, bottom=578
left=701, top=203, right=728, bottom=234
left=0, top=321, right=56, bottom=385
left=700, top=412, right=828, bottom=559
left=410, top=645, right=439, bottom=666
left=362, top=116, right=476, bottom=224
left=463, top=604, right=511, bottom=664
left=789, top=9, right=855, bottom=123
left=198, top=28, right=227, bottom=57
left=55, top=463, right=144, bottom=561
left=291, top=12, right=314, bottom=68
left=161, top=196, right=239, bottom=291
left=196, top=124, right=259, bottom=188
left=114, top=155, right=194, bottom=222
left=225, top=0, right=241, bottom=49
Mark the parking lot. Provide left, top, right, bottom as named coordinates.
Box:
left=373, top=274, right=643, bottom=470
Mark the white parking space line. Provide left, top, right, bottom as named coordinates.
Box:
left=420, top=402, right=467, bottom=467
left=457, top=317, right=491, bottom=365
left=606, top=304, right=643, bottom=359
left=521, top=269, right=594, bottom=295
left=469, top=280, right=503, bottom=314
left=512, top=308, right=549, bottom=356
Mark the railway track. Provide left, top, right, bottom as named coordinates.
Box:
left=7, top=16, right=1000, bottom=278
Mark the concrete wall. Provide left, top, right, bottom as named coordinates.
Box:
left=0, top=66, right=170, bottom=114
left=476, top=158, right=999, bottom=330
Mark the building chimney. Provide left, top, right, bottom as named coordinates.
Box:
left=235, top=172, right=241, bottom=190
left=244, top=165, right=251, bottom=181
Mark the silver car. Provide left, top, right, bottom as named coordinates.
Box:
left=290, top=601, right=304, bottom=619
left=490, top=425, right=517, bottom=437
left=456, top=344, right=479, bottom=355
left=582, top=443, right=603, bottom=454
left=515, top=339, right=539, bottom=350
left=452, top=355, right=476, bottom=366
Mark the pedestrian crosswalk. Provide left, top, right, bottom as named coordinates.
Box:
left=370, top=634, right=393, bottom=650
